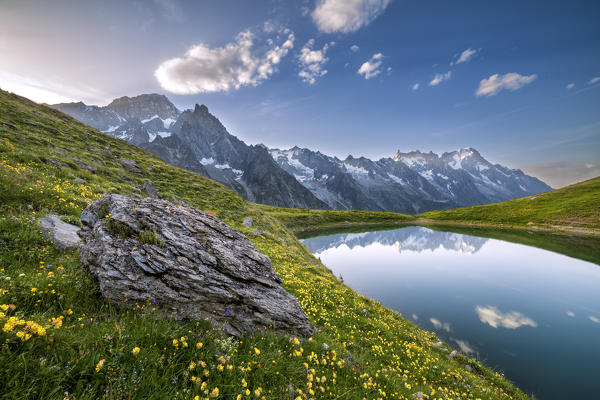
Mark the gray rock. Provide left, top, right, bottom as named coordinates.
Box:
left=252, top=230, right=267, bottom=236
left=323, top=343, right=329, bottom=350
left=70, top=157, right=97, bottom=173
left=119, top=158, right=141, bottom=173
left=412, top=392, right=426, bottom=399
left=449, top=350, right=457, bottom=358
left=73, top=177, right=86, bottom=184
left=39, top=215, right=81, bottom=250
left=432, top=341, right=443, bottom=348
left=362, top=308, right=371, bottom=318
left=242, top=217, right=253, bottom=228
left=78, top=194, right=313, bottom=337
left=465, top=364, right=473, bottom=372
left=142, top=180, right=159, bottom=198
left=101, top=150, right=114, bottom=160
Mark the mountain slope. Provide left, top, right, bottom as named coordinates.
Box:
left=270, top=146, right=552, bottom=214
left=52, top=96, right=328, bottom=209
left=0, top=88, right=527, bottom=399
left=420, top=176, right=600, bottom=232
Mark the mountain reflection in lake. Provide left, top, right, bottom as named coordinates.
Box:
left=301, top=226, right=600, bottom=400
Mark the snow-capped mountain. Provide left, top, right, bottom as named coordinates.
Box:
left=270, top=146, right=551, bottom=213
left=52, top=95, right=328, bottom=209
left=301, top=226, right=489, bottom=255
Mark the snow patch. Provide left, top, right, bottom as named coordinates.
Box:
left=200, top=157, right=215, bottom=165
left=344, top=163, right=368, bottom=175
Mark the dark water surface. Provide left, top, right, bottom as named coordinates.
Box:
left=301, top=226, right=600, bottom=400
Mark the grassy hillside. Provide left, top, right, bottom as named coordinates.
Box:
left=0, top=88, right=529, bottom=399
left=419, top=177, right=600, bottom=234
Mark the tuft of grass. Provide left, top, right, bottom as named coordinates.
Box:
left=0, top=88, right=531, bottom=399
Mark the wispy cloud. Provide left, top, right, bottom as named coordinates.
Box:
left=429, top=71, right=452, bottom=86
left=588, top=76, right=600, bottom=85
left=357, top=53, right=384, bottom=79
left=155, top=28, right=294, bottom=94
left=451, top=48, right=477, bottom=65
left=312, top=0, right=391, bottom=34
left=412, top=83, right=420, bottom=91
left=153, top=0, right=185, bottom=23
left=350, top=44, right=360, bottom=52
left=475, top=72, right=537, bottom=96
left=566, top=83, right=575, bottom=89
left=298, top=39, right=333, bottom=84
left=475, top=305, right=537, bottom=329
left=0, top=70, right=109, bottom=105
left=429, top=318, right=451, bottom=332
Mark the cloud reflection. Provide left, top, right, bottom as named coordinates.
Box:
left=475, top=305, right=538, bottom=329
left=430, top=317, right=451, bottom=332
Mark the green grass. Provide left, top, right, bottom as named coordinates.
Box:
left=260, top=206, right=415, bottom=234
left=419, top=177, right=600, bottom=232
left=0, top=88, right=530, bottom=399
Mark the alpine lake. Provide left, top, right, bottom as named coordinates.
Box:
left=300, top=225, right=600, bottom=400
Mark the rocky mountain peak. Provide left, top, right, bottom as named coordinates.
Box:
left=194, top=104, right=209, bottom=114
left=107, top=93, right=180, bottom=121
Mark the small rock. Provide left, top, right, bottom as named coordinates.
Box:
left=70, top=157, right=97, bottom=173
left=432, top=341, right=443, bottom=348
left=412, top=392, right=427, bottom=399
left=242, top=217, right=253, bottom=228
left=323, top=343, right=329, bottom=350
left=440, top=348, right=448, bottom=352
left=117, top=172, right=131, bottom=181
left=101, top=150, right=114, bottom=160
left=73, top=177, right=86, bottom=184
left=39, top=215, right=81, bottom=250
left=119, top=158, right=141, bottom=173
left=362, top=308, right=372, bottom=318
left=252, top=230, right=267, bottom=236
left=142, top=180, right=159, bottom=198
left=45, top=159, right=64, bottom=169
left=464, top=364, right=473, bottom=372
left=449, top=350, right=457, bottom=358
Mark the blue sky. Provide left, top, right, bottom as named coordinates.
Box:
left=1, top=0, right=599, bottom=187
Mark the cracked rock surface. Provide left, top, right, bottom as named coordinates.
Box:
left=79, top=194, right=313, bottom=337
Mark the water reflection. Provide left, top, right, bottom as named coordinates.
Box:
left=302, top=226, right=488, bottom=255
left=301, top=226, right=600, bottom=400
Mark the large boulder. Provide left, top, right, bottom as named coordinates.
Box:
left=78, top=194, right=313, bottom=337
left=39, top=215, right=81, bottom=250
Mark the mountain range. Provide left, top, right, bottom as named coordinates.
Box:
left=52, top=94, right=552, bottom=213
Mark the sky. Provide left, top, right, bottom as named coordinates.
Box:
left=1, top=0, right=599, bottom=188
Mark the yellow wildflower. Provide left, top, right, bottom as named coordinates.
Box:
left=132, top=347, right=140, bottom=355
left=95, top=359, right=105, bottom=372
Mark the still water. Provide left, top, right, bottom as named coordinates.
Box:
left=301, top=227, right=600, bottom=400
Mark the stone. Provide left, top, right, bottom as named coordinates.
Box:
left=78, top=194, right=313, bottom=337
left=70, top=157, right=97, bottom=173
left=449, top=350, right=457, bottom=358
left=39, top=215, right=81, bottom=250
left=242, top=217, right=253, bottom=228
left=465, top=364, right=473, bottom=372
left=432, top=341, right=443, bottom=348
left=362, top=308, right=372, bottom=318
left=142, top=180, right=159, bottom=198
left=412, top=392, right=427, bottom=399
left=73, top=177, right=86, bottom=184
left=101, top=150, right=114, bottom=160
left=119, top=158, right=141, bottom=173
left=252, top=230, right=267, bottom=237
left=323, top=343, right=329, bottom=350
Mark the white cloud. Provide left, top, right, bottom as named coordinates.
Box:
left=588, top=76, right=600, bottom=85
left=412, top=83, right=420, bottom=91
left=0, top=70, right=108, bottom=105
left=357, top=53, right=384, bottom=79
left=453, top=339, right=475, bottom=354
left=153, top=0, right=185, bottom=23
left=566, top=311, right=575, bottom=317
left=298, top=39, right=333, bottom=84
left=312, top=0, right=391, bottom=34
left=475, top=72, right=537, bottom=96
left=590, top=315, right=600, bottom=324
left=429, top=318, right=451, bottom=332
left=566, top=83, right=575, bottom=89
left=452, top=48, right=477, bottom=65
left=475, top=305, right=538, bottom=329
left=350, top=44, right=360, bottom=52
left=155, top=29, right=295, bottom=94
left=429, top=71, right=452, bottom=86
